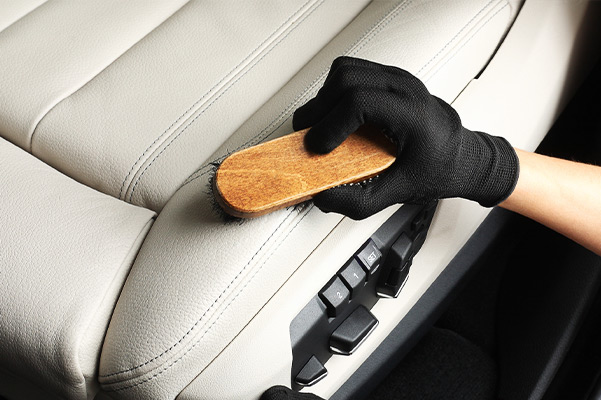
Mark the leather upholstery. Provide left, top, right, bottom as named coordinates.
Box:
left=0, top=0, right=189, bottom=151
left=25, top=0, right=371, bottom=212
left=0, top=0, right=46, bottom=33
left=0, top=137, right=155, bottom=399
left=96, top=1, right=517, bottom=399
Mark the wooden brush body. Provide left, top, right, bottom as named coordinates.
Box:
left=213, top=126, right=396, bottom=218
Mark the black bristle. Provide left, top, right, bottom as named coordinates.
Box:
left=206, top=162, right=246, bottom=225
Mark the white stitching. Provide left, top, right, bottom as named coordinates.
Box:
left=424, top=2, right=508, bottom=83
left=416, top=0, right=500, bottom=76
left=29, top=1, right=195, bottom=154
left=99, top=207, right=300, bottom=378
left=124, top=0, right=324, bottom=203
left=181, top=0, right=414, bottom=187
left=181, top=79, right=323, bottom=187
left=104, top=206, right=313, bottom=391
left=118, top=0, right=317, bottom=200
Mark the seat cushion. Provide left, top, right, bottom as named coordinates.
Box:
left=0, top=138, right=155, bottom=400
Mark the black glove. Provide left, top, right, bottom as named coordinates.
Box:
left=293, top=56, right=519, bottom=220
left=261, top=386, right=325, bottom=400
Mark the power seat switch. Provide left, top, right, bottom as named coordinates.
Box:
left=355, top=240, right=382, bottom=278
left=319, top=277, right=350, bottom=318
left=330, top=306, right=379, bottom=355
left=338, top=259, right=367, bottom=299
left=377, top=233, right=413, bottom=298
left=295, top=355, right=328, bottom=386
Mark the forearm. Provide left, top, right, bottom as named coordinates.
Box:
left=499, top=149, right=601, bottom=255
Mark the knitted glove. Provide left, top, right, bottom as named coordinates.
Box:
left=293, top=56, right=519, bottom=220
left=261, top=386, right=324, bottom=400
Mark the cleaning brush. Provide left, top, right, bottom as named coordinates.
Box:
left=212, top=125, right=396, bottom=218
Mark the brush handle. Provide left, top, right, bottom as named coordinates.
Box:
left=213, top=125, right=396, bottom=218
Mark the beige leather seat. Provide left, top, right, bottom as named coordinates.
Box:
left=1, top=1, right=598, bottom=399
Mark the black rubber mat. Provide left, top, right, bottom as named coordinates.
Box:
left=367, top=327, right=497, bottom=400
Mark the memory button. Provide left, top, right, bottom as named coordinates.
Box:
left=318, top=276, right=350, bottom=318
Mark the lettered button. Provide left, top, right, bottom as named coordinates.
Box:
left=355, top=240, right=382, bottom=277
left=319, top=277, right=350, bottom=318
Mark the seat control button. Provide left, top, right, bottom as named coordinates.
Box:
left=339, top=259, right=366, bottom=299
left=377, top=233, right=413, bottom=298
left=392, top=233, right=413, bottom=266
left=411, top=209, right=428, bottom=232
left=388, top=260, right=411, bottom=287
left=319, top=277, right=350, bottom=318
left=330, top=306, right=378, bottom=355
left=355, top=240, right=382, bottom=277
left=295, top=355, right=327, bottom=386
left=386, top=263, right=411, bottom=298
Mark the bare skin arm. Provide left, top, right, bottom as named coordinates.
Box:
left=500, top=149, right=601, bottom=255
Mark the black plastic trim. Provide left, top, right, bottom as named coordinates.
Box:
left=331, top=207, right=515, bottom=400
left=289, top=203, right=436, bottom=388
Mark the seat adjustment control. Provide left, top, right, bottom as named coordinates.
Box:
left=295, top=355, right=327, bottom=386
left=355, top=240, right=382, bottom=278
left=290, top=203, right=438, bottom=388
left=319, top=277, right=350, bottom=318
left=377, top=233, right=413, bottom=298
left=330, top=306, right=378, bottom=355
left=338, top=259, right=367, bottom=299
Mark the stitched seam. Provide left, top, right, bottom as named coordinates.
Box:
left=77, top=218, right=154, bottom=385
left=124, top=0, right=324, bottom=203
left=344, top=0, right=414, bottom=57
left=28, top=0, right=194, bottom=153
left=126, top=0, right=323, bottom=203
left=416, top=0, right=500, bottom=76
left=99, top=207, right=301, bottom=379
left=183, top=0, right=492, bottom=185
left=424, top=2, right=509, bottom=84
left=127, top=0, right=410, bottom=203
left=104, top=205, right=313, bottom=392
left=181, top=0, right=414, bottom=187
left=181, top=78, right=323, bottom=187
left=118, top=0, right=318, bottom=200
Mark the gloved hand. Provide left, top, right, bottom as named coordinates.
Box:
left=261, top=386, right=325, bottom=400
left=293, top=56, right=519, bottom=220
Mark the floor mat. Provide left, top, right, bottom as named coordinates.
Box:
left=367, top=327, right=496, bottom=400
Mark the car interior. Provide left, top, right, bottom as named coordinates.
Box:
left=2, top=1, right=601, bottom=399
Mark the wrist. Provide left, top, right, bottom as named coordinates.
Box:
left=453, top=130, right=520, bottom=206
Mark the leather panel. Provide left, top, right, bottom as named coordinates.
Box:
left=98, top=1, right=514, bottom=399
left=0, top=0, right=190, bottom=150
left=0, top=0, right=46, bottom=33
left=0, top=138, right=156, bottom=400
left=32, top=0, right=371, bottom=211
